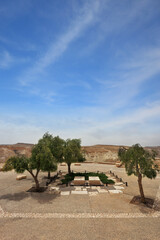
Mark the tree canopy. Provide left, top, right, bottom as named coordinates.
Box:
left=63, top=138, right=85, bottom=174
left=37, top=132, right=65, bottom=178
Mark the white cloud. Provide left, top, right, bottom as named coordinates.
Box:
left=0, top=50, right=13, bottom=69
left=0, top=49, right=30, bottom=69
left=95, top=47, right=160, bottom=110
left=80, top=0, right=155, bottom=56
left=0, top=100, right=160, bottom=146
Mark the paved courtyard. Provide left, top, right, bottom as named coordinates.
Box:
left=0, top=163, right=160, bottom=239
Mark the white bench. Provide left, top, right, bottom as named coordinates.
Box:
left=89, top=176, right=101, bottom=186
left=73, top=176, right=85, bottom=185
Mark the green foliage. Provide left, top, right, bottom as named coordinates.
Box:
left=61, top=172, right=114, bottom=185
left=118, top=144, right=158, bottom=179
left=51, top=136, right=65, bottom=162
left=63, top=138, right=85, bottom=165
left=32, top=139, right=57, bottom=172
left=3, top=156, right=30, bottom=173
left=41, top=132, right=65, bottom=162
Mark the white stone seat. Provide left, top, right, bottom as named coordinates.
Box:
left=73, top=176, right=85, bottom=186
left=89, top=176, right=101, bottom=186
left=16, top=175, right=27, bottom=180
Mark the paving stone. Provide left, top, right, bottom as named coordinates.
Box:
left=91, top=186, right=100, bottom=189
left=81, top=187, right=87, bottom=191
left=89, top=192, right=98, bottom=196
left=97, top=189, right=108, bottom=193
left=50, top=187, right=59, bottom=191
left=107, top=186, right=115, bottom=190
left=74, top=187, right=82, bottom=191
left=115, top=182, right=124, bottom=186
left=71, top=190, right=88, bottom=195
left=60, top=191, right=70, bottom=196
left=108, top=190, right=123, bottom=194
left=87, top=189, right=98, bottom=192
left=114, top=186, right=125, bottom=190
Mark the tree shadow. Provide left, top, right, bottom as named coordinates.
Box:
left=0, top=192, right=29, bottom=202
left=0, top=190, right=60, bottom=204
left=29, top=192, right=60, bottom=204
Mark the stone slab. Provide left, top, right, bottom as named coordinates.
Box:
left=50, top=187, right=59, bottom=191
left=74, top=187, right=82, bottom=191
left=74, top=176, right=85, bottom=181
left=97, top=189, right=108, bottom=193
left=16, top=175, right=27, bottom=180
left=71, top=191, right=88, bottom=195
left=60, top=191, right=70, bottom=196
left=89, top=192, right=98, bottom=196
left=60, top=163, right=66, bottom=166
left=73, top=176, right=85, bottom=186
left=108, top=190, right=123, bottom=194
left=106, top=186, right=115, bottom=190
left=89, top=176, right=100, bottom=181
left=115, top=182, right=124, bottom=186
left=89, top=176, right=101, bottom=186
left=91, top=186, right=100, bottom=189
left=114, top=186, right=124, bottom=190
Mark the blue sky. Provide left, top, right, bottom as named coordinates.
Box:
left=0, top=0, right=160, bottom=146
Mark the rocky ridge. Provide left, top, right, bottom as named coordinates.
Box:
left=0, top=143, right=160, bottom=167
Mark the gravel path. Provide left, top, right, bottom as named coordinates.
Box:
left=0, top=203, right=160, bottom=219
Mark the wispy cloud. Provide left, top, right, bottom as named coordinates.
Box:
left=95, top=46, right=160, bottom=109
left=80, top=0, right=156, bottom=56
left=0, top=101, right=159, bottom=145
left=29, top=88, right=56, bottom=103
left=0, top=50, right=30, bottom=69
left=0, top=35, right=37, bottom=53
left=0, top=50, right=13, bottom=69
left=19, top=0, right=103, bottom=86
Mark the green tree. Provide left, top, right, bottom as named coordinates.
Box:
left=3, top=139, right=57, bottom=191
left=40, top=132, right=65, bottom=178
left=118, top=144, right=158, bottom=203
left=63, top=138, right=85, bottom=174
left=32, top=139, right=57, bottom=179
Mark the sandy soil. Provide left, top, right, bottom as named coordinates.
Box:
left=0, top=163, right=160, bottom=240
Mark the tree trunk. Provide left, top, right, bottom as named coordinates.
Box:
left=68, top=163, right=71, bottom=175
left=138, top=174, right=146, bottom=203
left=27, top=170, right=40, bottom=192
left=48, top=171, right=51, bottom=179
left=34, top=176, right=40, bottom=191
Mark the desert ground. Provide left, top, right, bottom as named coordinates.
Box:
left=0, top=163, right=160, bottom=240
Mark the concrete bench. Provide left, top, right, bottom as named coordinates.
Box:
left=89, top=176, right=101, bottom=186
left=60, top=163, right=66, bottom=166
left=73, top=176, right=85, bottom=186
left=16, top=175, right=27, bottom=180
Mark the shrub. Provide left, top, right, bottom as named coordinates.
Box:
left=61, top=172, right=114, bottom=185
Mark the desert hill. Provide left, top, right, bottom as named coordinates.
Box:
left=0, top=143, right=160, bottom=168
left=82, top=145, right=160, bottom=165
left=0, top=143, right=33, bottom=163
